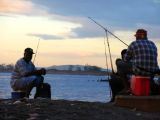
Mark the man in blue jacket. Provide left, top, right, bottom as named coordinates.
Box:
left=11, top=48, right=46, bottom=97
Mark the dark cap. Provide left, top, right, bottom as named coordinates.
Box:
left=135, top=29, right=147, bottom=37
left=24, top=48, right=35, bottom=54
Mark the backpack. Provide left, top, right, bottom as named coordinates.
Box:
left=34, top=83, right=51, bottom=99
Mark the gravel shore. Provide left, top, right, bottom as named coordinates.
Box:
left=0, top=99, right=160, bottom=120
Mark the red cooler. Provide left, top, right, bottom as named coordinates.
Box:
left=131, top=76, right=150, bottom=96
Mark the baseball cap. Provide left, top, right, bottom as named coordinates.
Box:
left=135, top=29, right=147, bottom=37
left=24, top=48, right=35, bottom=54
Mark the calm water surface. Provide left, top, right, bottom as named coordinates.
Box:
left=0, top=72, right=111, bottom=102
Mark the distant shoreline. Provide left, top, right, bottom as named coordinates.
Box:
left=47, top=70, right=109, bottom=76
left=0, top=70, right=109, bottom=76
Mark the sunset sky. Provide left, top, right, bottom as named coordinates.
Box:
left=0, top=0, right=160, bottom=69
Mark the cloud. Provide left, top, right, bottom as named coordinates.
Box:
left=27, top=33, right=64, bottom=40
left=48, top=17, right=107, bottom=39
left=0, top=0, right=33, bottom=14
left=39, top=51, right=105, bottom=58
left=1, top=0, right=159, bottom=41
left=0, top=0, right=50, bottom=17
left=32, top=0, right=160, bottom=25
left=40, top=50, right=120, bottom=61
left=71, top=20, right=104, bottom=38
left=0, top=0, right=104, bottom=39
left=25, top=16, right=106, bottom=39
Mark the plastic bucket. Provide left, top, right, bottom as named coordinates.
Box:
left=131, top=76, right=150, bottom=96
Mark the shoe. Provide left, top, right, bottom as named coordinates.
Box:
left=118, top=89, right=131, bottom=95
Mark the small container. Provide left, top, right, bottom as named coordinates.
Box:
left=131, top=76, right=150, bottom=96
left=11, top=91, right=26, bottom=99
left=153, top=77, right=160, bottom=85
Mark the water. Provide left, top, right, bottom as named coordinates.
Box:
left=0, top=72, right=111, bottom=103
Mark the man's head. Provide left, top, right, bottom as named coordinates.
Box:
left=135, top=29, right=147, bottom=40
left=24, top=48, right=35, bottom=62
left=121, top=49, right=127, bottom=60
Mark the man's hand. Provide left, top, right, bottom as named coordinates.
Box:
left=35, top=68, right=46, bottom=75
left=40, top=68, right=46, bottom=75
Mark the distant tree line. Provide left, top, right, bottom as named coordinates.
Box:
left=84, top=64, right=101, bottom=71
left=0, top=64, right=14, bottom=71
left=0, top=64, right=103, bottom=72
left=68, top=64, right=102, bottom=72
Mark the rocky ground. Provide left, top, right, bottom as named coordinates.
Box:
left=0, top=98, right=160, bottom=120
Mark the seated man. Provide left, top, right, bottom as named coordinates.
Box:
left=116, top=49, right=132, bottom=92
left=124, top=29, right=159, bottom=95
left=10, top=48, right=46, bottom=98
left=109, top=49, right=132, bottom=102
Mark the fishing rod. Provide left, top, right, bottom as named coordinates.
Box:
left=88, top=17, right=116, bottom=73
left=88, top=17, right=129, bottom=47
left=33, top=39, right=40, bottom=63
left=103, top=36, right=112, bottom=100
left=103, top=36, right=109, bottom=79
left=105, top=30, right=114, bottom=73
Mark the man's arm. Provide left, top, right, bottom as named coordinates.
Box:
left=124, top=42, right=134, bottom=62
left=24, top=68, right=46, bottom=77
left=14, top=59, right=46, bottom=77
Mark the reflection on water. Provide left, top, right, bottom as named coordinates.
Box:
left=0, top=72, right=111, bottom=102
left=0, top=73, right=12, bottom=99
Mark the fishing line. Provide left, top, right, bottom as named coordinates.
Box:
left=103, top=36, right=109, bottom=80
left=104, top=36, right=112, bottom=100
left=104, top=31, right=114, bottom=100
left=33, top=39, right=40, bottom=64
left=105, top=30, right=114, bottom=73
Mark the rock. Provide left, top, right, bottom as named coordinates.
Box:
left=136, top=113, right=142, bottom=116
left=13, top=100, right=22, bottom=105
left=26, top=103, right=32, bottom=106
